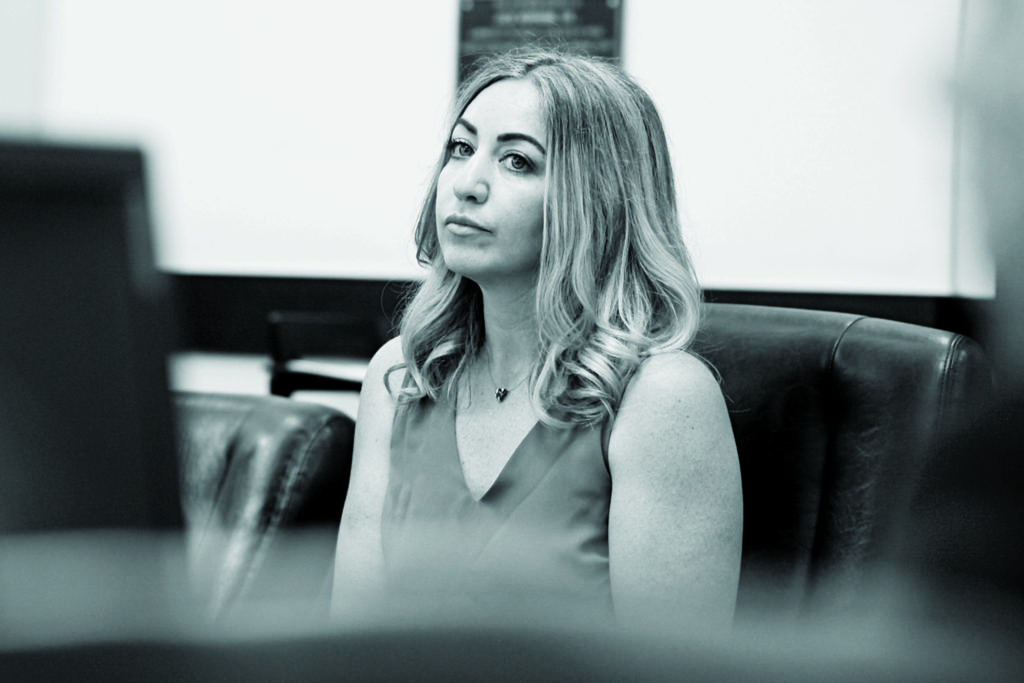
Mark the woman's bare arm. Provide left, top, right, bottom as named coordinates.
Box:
left=330, top=337, right=404, bottom=621
left=607, top=351, right=743, bottom=635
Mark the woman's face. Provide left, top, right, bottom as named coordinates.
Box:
left=435, top=78, right=548, bottom=289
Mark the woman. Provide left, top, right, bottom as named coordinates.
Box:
left=332, top=50, right=742, bottom=632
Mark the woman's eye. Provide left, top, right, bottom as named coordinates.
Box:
left=502, top=153, right=532, bottom=172
left=449, top=140, right=473, bottom=158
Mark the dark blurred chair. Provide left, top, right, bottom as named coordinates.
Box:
left=267, top=311, right=386, bottom=397
left=178, top=303, right=991, bottom=622
left=174, top=392, right=354, bottom=617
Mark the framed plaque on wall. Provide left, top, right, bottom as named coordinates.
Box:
left=458, top=0, right=624, bottom=81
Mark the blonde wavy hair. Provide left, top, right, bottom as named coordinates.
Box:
left=393, top=49, right=703, bottom=427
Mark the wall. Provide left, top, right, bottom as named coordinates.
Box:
left=626, top=1, right=975, bottom=295
left=1, top=0, right=993, bottom=298
left=37, top=0, right=457, bottom=279
left=0, top=0, right=46, bottom=131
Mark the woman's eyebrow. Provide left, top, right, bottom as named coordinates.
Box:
left=453, top=118, right=476, bottom=135
left=453, top=118, right=546, bottom=155
left=497, top=133, right=546, bottom=155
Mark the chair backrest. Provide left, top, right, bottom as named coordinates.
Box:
left=174, top=392, right=354, bottom=617
left=692, top=303, right=992, bottom=619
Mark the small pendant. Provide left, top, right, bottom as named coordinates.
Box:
left=495, top=387, right=509, bottom=402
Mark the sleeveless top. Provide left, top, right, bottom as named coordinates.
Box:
left=382, top=398, right=613, bottom=617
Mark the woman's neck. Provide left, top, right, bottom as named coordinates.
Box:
left=477, top=282, right=538, bottom=381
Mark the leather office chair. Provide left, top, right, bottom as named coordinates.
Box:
left=692, top=304, right=991, bottom=619
left=175, top=303, right=991, bottom=621
left=174, top=392, right=354, bottom=617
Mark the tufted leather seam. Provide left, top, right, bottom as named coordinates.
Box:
left=265, top=413, right=340, bottom=530
left=217, top=402, right=259, bottom=509
left=234, top=411, right=339, bottom=605
left=806, top=315, right=867, bottom=604
left=935, top=334, right=967, bottom=446
left=824, top=316, right=867, bottom=378
left=177, top=396, right=255, bottom=528
left=205, top=399, right=262, bottom=615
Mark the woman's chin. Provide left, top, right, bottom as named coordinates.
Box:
left=447, top=264, right=538, bottom=291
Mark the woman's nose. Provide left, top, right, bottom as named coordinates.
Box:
left=451, top=156, right=489, bottom=203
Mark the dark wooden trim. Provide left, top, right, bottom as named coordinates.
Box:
left=170, top=274, right=410, bottom=354
left=703, top=289, right=992, bottom=341
left=169, top=273, right=993, bottom=355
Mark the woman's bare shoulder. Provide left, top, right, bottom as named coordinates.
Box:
left=609, top=350, right=732, bottom=468
left=351, top=337, right=405, bottom=467
left=625, top=351, right=720, bottom=405
left=364, top=336, right=406, bottom=396
left=369, top=336, right=405, bottom=369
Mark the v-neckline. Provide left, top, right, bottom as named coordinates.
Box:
left=449, top=404, right=542, bottom=503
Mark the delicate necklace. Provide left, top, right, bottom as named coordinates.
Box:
left=483, top=349, right=530, bottom=402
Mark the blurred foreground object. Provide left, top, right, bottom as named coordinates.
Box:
left=0, top=139, right=181, bottom=532
left=959, top=0, right=1024, bottom=386
left=1, top=531, right=1021, bottom=682
left=878, top=0, right=1024, bottom=655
